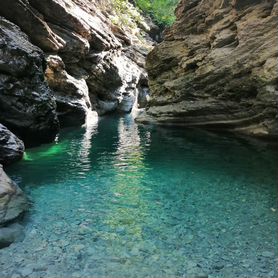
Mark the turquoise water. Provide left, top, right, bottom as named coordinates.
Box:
left=1, top=115, right=278, bottom=278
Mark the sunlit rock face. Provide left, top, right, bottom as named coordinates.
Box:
left=86, top=53, right=142, bottom=114
left=0, top=124, right=24, bottom=165
left=45, top=55, right=91, bottom=127
left=138, top=0, right=278, bottom=138
left=0, top=0, right=153, bottom=120
left=0, top=17, right=59, bottom=145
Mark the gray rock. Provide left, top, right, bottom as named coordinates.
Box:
left=0, top=223, right=24, bottom=248
left=0, top=17, right=59, bottom=145
left=45, top=55, right=91, bottom=127
left=0, top=124, right=24, bottom=165
left=138, top=87, right=150, bottom=109
left=20, top=267, right=33, bottom=277
left=0, top=165, right=28, bottom=225
left=0, top=0, right=153, bottom=119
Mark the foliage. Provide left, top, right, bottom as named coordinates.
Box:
left=108, top=0, right=144, bottom=29
left=135, top=0, right=179, bottom=26
left=108, top=0, right=179, bottom=28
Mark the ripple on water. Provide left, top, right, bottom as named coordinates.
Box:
left=1, top=115, right=277, bottom=278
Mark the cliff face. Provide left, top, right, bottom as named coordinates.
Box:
left=139, top=0, right=278, bottom=138
left=0, top=17, right=59, bottom=145
left=0, top=0, right=153, bottom=145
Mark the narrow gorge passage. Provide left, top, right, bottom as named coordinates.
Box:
left=0, top=0, right=277, bottom=277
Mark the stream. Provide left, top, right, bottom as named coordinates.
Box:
left=1, top=114, right=277, bottom=277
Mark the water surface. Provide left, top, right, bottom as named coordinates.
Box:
left=1, top=115, right=277, bottom=277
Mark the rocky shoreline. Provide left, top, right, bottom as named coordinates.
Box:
left=0, top=0, right=277, bottom=250
left=0, top=124, right=28, bottom=247
left=0, top=0, right=156, bottom=248
left=0, top=0, right=154, bottom=147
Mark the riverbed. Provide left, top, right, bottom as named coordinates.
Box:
left=1, top=114, right=277, bottom=277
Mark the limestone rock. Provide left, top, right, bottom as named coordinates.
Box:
left=0, top=0, right=153, bottom=117
left=0, top=124, right=24, bottom=165
left=0, top=165, right=28, bottom=225
left=0, top=17, right=59, bottom=145
left=0, top=0, right=65, bottom=51
left=86, top=51, right=142, bottom=114
left=138, top=0, right=278, bottom=138
left=45, top=55, right=91, bottom=127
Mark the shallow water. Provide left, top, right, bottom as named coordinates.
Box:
left=1, top=114, right=278, bottom=278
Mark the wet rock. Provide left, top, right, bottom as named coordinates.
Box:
left=137, top=72, right=150, bottom=108
left=261, top=251, right=274, bottom=258
left=139, top=0, right=278, bottom=138
left=0, top=17, right=59, bottom=145
left=0, top=223, right=24, bottom=248
left=137, top=87, right=150, bottom=109
left=0, top=165, right=28, bottom=225
left=20, top=267, right=33, bottom=277
left=0, top=124, right=24, bottom=165
left=73, top=244, right=85, bottom=253
left=213, top=263, right=225, bottom=271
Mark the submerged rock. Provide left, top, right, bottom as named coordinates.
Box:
left=138, top=0, right=278, bottom=138
left=0, top=124, right=24, bottom=165
left=0, top=165, right=28, bottom=225
left=0, top=223, right=24, bottom=248
left=0, top=17, right=59, bottom=145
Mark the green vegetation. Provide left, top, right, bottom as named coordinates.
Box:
left=109, top=0, right=179, bottom=28
left=135, top=0, right=179, bottom=26
left=110, top=0, right=141, bottom=28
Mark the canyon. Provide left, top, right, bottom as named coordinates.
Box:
left=0, top=0, right=277, bottom=275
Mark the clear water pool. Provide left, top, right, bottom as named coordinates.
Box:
left=1, top=114, right=277, bottom=277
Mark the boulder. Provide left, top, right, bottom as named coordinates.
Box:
left=45, top=55, right=91, bottom=127
left=0, top=165, right=28, bottom=225
left=138, top=0, right=278, bottom=138
left=0, top=124, right=24, bottom=165
left=0, top=223, right=24, bottom=248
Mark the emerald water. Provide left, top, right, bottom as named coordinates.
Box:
left=1, top=115, right=277, bottom=278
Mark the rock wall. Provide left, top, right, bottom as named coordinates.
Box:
left=0, top=17, right=59, bottom=145
left=138, top=0, right=278, bottom=138
left=0, top=0, right=151, bottom=131
left=0, top=0, right=153, bottom=145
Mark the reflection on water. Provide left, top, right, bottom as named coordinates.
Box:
left=1, top=114, right=278, bottom=278
left=104, top=117, right=150, bottom=242
left=77, top=111, right=99, bottom=175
